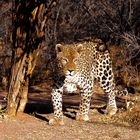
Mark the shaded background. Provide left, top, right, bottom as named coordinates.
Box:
left=0, top=0, right=140, bottom=94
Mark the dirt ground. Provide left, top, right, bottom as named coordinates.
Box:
left=0, top=85, right=140, bottom=140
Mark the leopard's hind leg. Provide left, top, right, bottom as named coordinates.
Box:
left=96, top=52, right=117, bottom=115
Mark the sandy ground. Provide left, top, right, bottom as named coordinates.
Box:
left=0, top=86, right=140, bottom=140
left=0, top=112, right=139, bottom=140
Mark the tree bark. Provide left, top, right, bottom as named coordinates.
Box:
left=5, top=0, right=57, bottom=116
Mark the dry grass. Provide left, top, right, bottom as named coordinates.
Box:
left=99, top=94, right=140, bottom=129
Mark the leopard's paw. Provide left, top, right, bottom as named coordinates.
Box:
left=76, top=113, right=89, bottom=122
left=48, top=118, right=64, bottom=126
left=106, top=106, right=117, bottom=116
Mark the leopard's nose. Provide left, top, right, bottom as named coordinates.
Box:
left=67, top=70, right=74, bottom=76
left=68, top=70, right=73, bottom=73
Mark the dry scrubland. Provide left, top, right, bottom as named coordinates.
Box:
left=0, top=0, right=140, bottom=140
left=0, top=86, right=140, bottom=140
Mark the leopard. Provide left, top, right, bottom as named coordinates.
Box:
left=49, top=39, right=128, bottom=125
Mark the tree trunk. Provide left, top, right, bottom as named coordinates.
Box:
left=5, top=0, right=57, bottom=116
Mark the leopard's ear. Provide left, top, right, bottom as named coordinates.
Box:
left=55, top=44, right=63, bottom=53
left=77, top=44, right=83, bottom=54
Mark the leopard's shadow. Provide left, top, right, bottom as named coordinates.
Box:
left=24, top=93, right=109, bottom=121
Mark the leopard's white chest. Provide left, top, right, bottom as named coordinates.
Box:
left=63, top=74, right=80, bottom=93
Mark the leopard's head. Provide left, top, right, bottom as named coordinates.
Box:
left=55, top=43, right=82, bottom=78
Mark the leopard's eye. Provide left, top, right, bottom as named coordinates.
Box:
left=61, top=58, right=68, bottom=65
left=73, top=58, right=78, bottom=64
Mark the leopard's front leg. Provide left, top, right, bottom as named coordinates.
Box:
left=76, top=85, right=93, bottom=122
left=106, top=91, right=117, bottom=115
left=49, top=88, right=64, bottom=125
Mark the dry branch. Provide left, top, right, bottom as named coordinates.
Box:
left=3, top=0, right=58, bottom=117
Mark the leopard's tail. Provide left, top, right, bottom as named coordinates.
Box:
left=115, top=88, right=136, bottom=110
left=115, top=88, right=128, bottom=97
